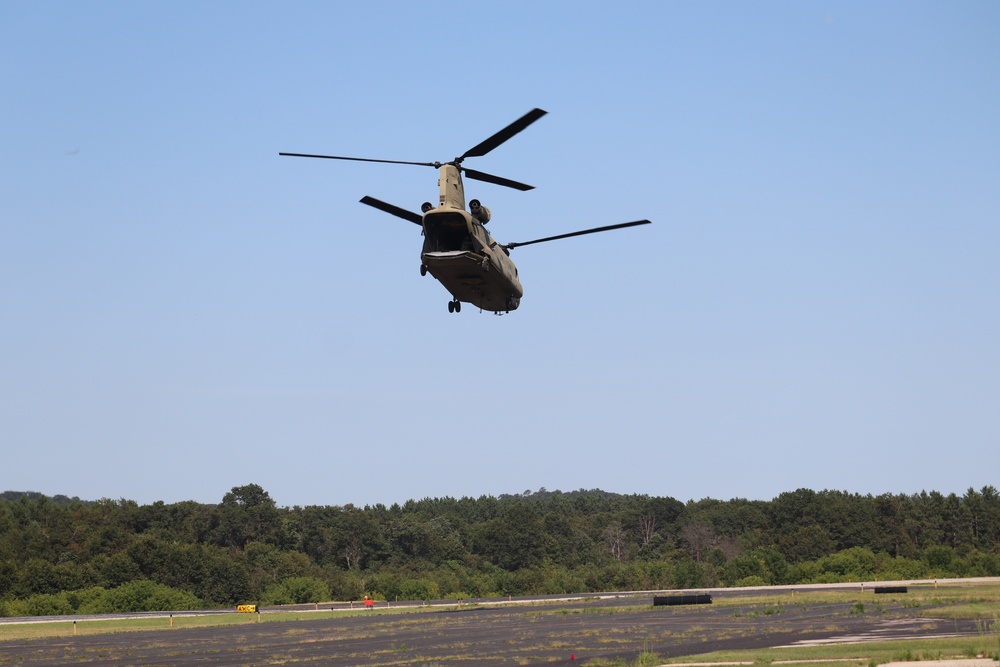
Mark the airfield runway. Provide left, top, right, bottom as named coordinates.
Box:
left=0, top=586, right=989, bottom=666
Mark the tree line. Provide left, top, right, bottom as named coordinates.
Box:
left=1, top=484, right=999, bottom=616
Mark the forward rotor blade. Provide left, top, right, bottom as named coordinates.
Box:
left=460, top=108, right=548, bottom=160
left=463, top=167, right=535, bottom=191
left=504, top=220, right=651, bottom=250
left=280, top=153, right=438, bottom=168
left=360, top=196, right=423, bottom=226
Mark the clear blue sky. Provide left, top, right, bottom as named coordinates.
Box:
left=2, top=2, right=997, bottom=508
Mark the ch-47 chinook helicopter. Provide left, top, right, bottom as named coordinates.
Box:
left=280, top=108, right=650, bottom=314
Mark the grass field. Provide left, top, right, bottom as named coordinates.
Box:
left=654, top=634, right=1000, bottom=667
left=649, top=582, right=1000, bottom=667
left=709, top=582, right=1000, bottom=614
left=0, top=605, right=430, bottom=643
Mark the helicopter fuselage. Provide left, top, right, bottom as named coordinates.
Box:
left=420, top=164, right=523, bottom=313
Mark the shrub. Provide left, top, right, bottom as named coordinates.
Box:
left=106, top=580, right=201, bottom=612
left=398, top=577, right=438, bottom=601
left=260, top=583, right=293, bottom=605
left=734, top=575, right=768, bottom=587
left=19, top=593, right=74, bottom=616
left=819, top=547, right=876, bottom=579
left=262, top=576, right=330, bottom=605
left=922, top=545, right=953, bottom=570
left=282, top=576, right=331, bottom=604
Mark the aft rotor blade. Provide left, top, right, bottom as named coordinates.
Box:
left=463, top=167, right=535, bottom=191
left=280, top=153, right=438, bottom=168
left=460, top=108, right=548, bottom=160
left=360, top=196, right=423, bottom=226
left=505, top=220, right=651, bottom=249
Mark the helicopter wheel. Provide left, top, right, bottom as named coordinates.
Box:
left=420, top=264, right=427, bottom=276
left=448, top=301, right=454, bottom=313
left=454, top=300, right=461, bottom=313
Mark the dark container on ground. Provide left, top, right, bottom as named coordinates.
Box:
left=653, top=594, right=713, bottom=606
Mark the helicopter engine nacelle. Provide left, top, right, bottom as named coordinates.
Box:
left=469, top=199, right=491, bottom=224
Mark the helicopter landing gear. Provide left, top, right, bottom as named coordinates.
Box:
left=448, top=299, right=461, bottom=314
left=420, top=264, right=427, bottom=276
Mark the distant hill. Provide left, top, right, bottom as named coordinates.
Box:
left=0, top=490, right=87, bottom=505
left=497, top=487, right=627, bottom=502
left=1, top=487, right=627, bottom=508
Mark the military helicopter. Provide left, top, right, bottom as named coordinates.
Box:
left=280, top=108, right=650, bottom=314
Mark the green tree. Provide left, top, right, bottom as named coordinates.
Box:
left=720, top=548, right=788, bottom=586
left=91, top=552, right=141, bottom=588
left=471, top=502, right=552, bottom=571
left=922, top=545, right=953, bottom=570
left=198, top=555, right=252, bottom=605
left=777, top=523, right=835, bottom=562
left=672, top=557, right=707, bottom=588
left=873, top=494, right=916, bottom=557
left=818, top=547, right=876, bottom=580
left=215, top=484, right=281, bottom=549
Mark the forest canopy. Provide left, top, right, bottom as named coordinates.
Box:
left=1, top=485, right=998, bottom=616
